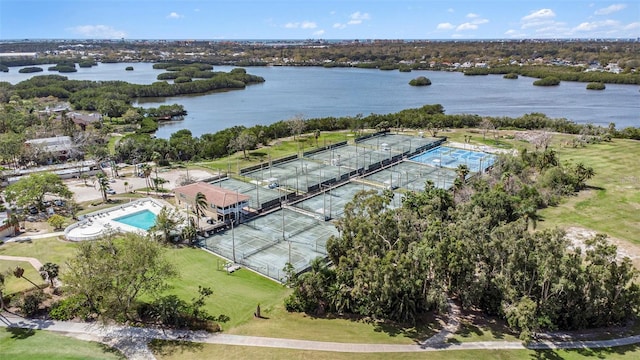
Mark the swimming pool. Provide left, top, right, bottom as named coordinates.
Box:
left=113, top=210, right=157, bottom=231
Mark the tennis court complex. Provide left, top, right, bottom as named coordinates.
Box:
left=290, top=181, right=403, bottom=220
left=197, top=133, right=499, bottom=283
left=201, top=208, right=338, bottom=281
left=410, top=146, right=497, bottom=173
left=364, top=160, right=458, bottom=191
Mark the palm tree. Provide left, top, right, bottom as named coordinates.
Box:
left=150, top=206, right=183, bottom=243
left=13, top=266, right=41, bottom=289
left=456, top=164, right=470, bottom=182
left=39, top=262, right=60, bottom=288
left=152, top=151, right=162, bottom=191
left=181, top=218, right=197, bottom=244
left=194, top=191, right=208, bottom=233
left=0, top=273, right=6, bottom=310
left=140, top=164, right=153, bottom=194
left=94, top=172, right=109, bottom=202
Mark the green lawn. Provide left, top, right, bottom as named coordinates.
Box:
left=196, top=131, right=363, bottom=173
left=0, top=260, right=47, bottom=294
left=538, top=139, right=640, bottom=245
left=160, top=247, right=287, bottom=330
left=161, top=247, right=433, bottom=344
left=150, top=341, right=640, bottom=360
left=0, top=237, right=79, bottom=269
left=0, top=327, right=124, bottom=360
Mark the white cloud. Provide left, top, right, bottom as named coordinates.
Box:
left=574, top=20, right=621, bottom=31
left=436, top=22, right=455, bottom=30
left=67, top=25, right=126, bottom=38
left=348, top=11, right=370, bottom=25
left=333, top=23, right=347, bottom=29
left=472, top=18, right=489, bottom=25
left=625, top=22, right=640, bottom=30
left=447, top=8, right=454, bottom=13
left=520, top=8, right=563, bottom=33
left=522, top=8, right=556, bottom=22
left=313, top=30, right=325, bottom=36
left=595, top=4, right=626, bottom=15
left=330, top=10, right=336, bottom=15
left=456, top=23, right=478, bottom=31
left=285, top=21, right=317, bottom=29
left=466, top=13, right=479, bottom=19
left=301, top=21, right=317, bottom=29
left=167, top=12, right=183, bottom=19
left=504, top=29, right=525, bottom=38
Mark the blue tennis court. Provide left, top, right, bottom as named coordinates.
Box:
left=410, top=146, right=496, bottom=173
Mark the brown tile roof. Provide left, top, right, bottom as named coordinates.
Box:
left=173, top=182, right=249, bottom=207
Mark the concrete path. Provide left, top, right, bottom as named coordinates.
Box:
left=3, top=231, right=65, bottom=243
left=0, top=255, right=44, bottom=271
left=2, top=312, right=640, bottom=358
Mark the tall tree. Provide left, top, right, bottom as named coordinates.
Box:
left=150, top=206, right=184, bottom=243
left=94, top=172, right=110, bottom=202
left=228, top=129, right=257, bottom=159
left=287, top=114, right=306, bottom=140
left=194, top=191, right=208, bottom=233
left=39, top=262, right=60, bottom=288
left=64, top=233, right=177, bottom=322
left=4, top=172, right=72, bottom=209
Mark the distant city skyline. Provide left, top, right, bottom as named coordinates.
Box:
left=1, top=1, right=638, bottom=40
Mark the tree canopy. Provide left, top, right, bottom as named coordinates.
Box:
left=63, top=233, right=177, bottom=322
left=4, top=172, right=72, bottom=209
left=285, top=148, right=639, bottom=340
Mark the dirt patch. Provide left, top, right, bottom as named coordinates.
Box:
left=564, top=226, right=640, bottom=269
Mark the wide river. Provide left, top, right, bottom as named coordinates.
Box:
left=2, top=62, right=639, bottom=139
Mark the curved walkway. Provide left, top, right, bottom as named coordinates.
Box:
left=0, top=255, right=44, bottom=271
left=2, top=312, right=640, bottom=359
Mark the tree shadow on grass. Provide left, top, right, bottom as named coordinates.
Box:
left=6, top=327, right=36, bottom=339
left=304, top=311, right=441, bottom=343
left=531, top=343, right=640, bottom=360
left=147, top=339, right=204, bottom=357
left=97, top=343, right=128, bottom=359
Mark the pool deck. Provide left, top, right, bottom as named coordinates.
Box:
left=64, top=198, right=169, bottom=241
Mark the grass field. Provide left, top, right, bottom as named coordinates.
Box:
left=0, top=260, right=47, bottom=294
left=149, top=341, right=640, bottom=360
left=196, top=131, right=366, bottom=172
left=538, top=139, right=640, bottom=245
left=0, top=237, right=79, bottom=269
left=160, top=247, right=287, bottom=330
left=2, top=128, right=639, bottom=358
left=0, top=327, right=125, bottom=360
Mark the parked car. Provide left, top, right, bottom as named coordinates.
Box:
left=53, top=199, right=66, bottom=207
left=28, top=205, right=38, bottom=214
left=106, top=188, right=116, bottom=195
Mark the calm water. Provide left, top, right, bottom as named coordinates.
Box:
left=2, top=62, right=639, bottom=139
left=113, top=209, right=157, bottom=231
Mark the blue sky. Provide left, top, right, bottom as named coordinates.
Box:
left=1, top=1, right=638, bottom=40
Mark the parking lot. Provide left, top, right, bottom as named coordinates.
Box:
left=66, top=166, right=215, bottom=203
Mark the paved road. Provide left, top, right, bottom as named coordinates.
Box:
left=2, top=312, right=640, bottom=360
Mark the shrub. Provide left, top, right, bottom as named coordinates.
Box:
left=174, top=76, right=192, bottom=83
left=503, top=73, right=518, bottom=79
left=409, top=76, right=432, bottom=86
left=586, top=82, right=606, bottom=90
left=533, top=76, right=560, bottom=86
left=21, top=292, right=45, bottom=317
left=19, top=67, right=44, bottom=73
left=49, top=296, right=84, bottom=320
